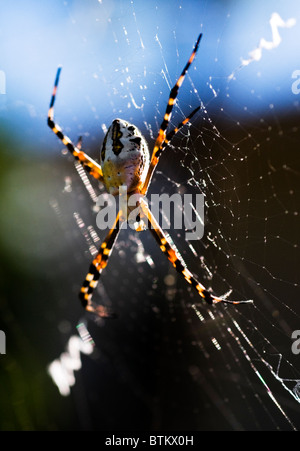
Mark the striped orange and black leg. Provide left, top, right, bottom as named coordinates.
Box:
left=79, top=211, right=123, bottom=317
left=48, top=67, right=104, bottom=182
left=142, top=33, right=202, bottom=195
left=160, top=105, right=200, bottom=152
left=140, top=199, right=253, bottom=306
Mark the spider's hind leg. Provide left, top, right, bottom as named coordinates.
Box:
left=139, top=199, right=253, bottom=306
left=79, top=211, right=123, bottom=317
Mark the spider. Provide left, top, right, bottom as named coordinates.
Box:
left=48, top=33, right=252, bottom=317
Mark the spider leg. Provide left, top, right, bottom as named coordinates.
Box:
left=140, top=199, right=253, bottom=306
left=161, top=105, right=200, bottom=151
left=141, top=33, right=202, bottom=195
left=79, top=210, right=123, bottom=317
left=48, top=67, right=104, bottom=182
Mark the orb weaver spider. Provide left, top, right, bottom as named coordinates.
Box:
left=48, top=33, right=252, bottom=317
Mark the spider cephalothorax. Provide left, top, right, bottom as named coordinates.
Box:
left=47, top=33, right=252, bottom=317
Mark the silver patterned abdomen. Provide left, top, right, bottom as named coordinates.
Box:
left=100, top=119, right=150, bottom=196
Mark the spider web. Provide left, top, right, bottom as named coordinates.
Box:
left=0, top=0, right=300, bottom=432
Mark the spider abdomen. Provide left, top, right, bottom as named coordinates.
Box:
left=100, top=119, right=150, bottom=196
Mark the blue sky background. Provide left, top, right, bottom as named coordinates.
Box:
left=0, top=0, right=299, bottom=156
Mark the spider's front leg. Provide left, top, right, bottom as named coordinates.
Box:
left=141, top=33, right=202, bottom=195
left=140, top=199, right=253, bottom=306
left=48, top=67, right=104, bottom=182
